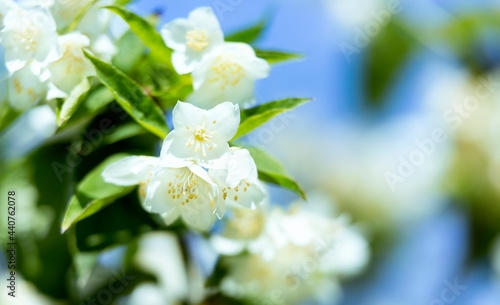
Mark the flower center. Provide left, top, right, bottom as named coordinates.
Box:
left=185, top=29, right=209, bottom=51
left=167, top=168, right=200, bottom=206
left=186, top=122, right=217, bottom=157
left=222, top=179, right=250, bottom=202
left=16, top=23, right=39, bottom=52
left=209, top=58, right=245, bottom=90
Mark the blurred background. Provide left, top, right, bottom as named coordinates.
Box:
left=2, top=0, right=500, bottom=304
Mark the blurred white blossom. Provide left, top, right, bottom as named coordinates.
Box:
left=0, top=4, right=61, bottom=73
left=47, top=32, right=95, bottom=95
left=8, top=63, right=47, bottom=110
left=218, top=199, right=370, bottom=304
left=77, top=2, right=117, bottom=62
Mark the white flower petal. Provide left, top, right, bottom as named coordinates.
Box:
left=161, top=18, right=192, bottom=52
left=180, top=201, right=217, bottom=231
left=208, top=102, right=240, bottom=140
left=161, top=206, right=181, bottom=225
left=102, top=156, right=157, bottom=186
left=172, top=101, right=205, bottom=129
left=8, top=64, right=47, bottom=111
left=211, top=235, right=246, bottom=255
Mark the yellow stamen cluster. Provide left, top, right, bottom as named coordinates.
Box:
left=17, top=23, right=39, bottom=52
left=167, top=169, right=200, bottom=206
left=209, top=59, right=245, bottom=90
left=138, top=176, right=152, bottom=198
left=185, top=121, right=217, bottom=156
left=222, top=179, right=250, bottom=202
left=226, top=208, right=265, bottom=239
left=185, top=29, right=209, bottom=51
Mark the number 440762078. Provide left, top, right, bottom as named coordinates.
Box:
left=7, top=191, right=15, bottom=241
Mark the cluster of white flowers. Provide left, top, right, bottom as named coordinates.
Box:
left=0, top=0, right=116, bottom=110
left=161, top=7, right=271, bottom=109
left=101, top=7, right=273, bottom=231
left=212, top=196, right=370, bottom=304
left=102, top=101, right=267, bottom=231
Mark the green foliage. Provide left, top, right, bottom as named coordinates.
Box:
left=365, top=21, right=414, bottom=108
left=226, top=19, right=267, bottom=43
left=245, top=146, right=306, bottom=199
left=255, top=49, right=303, bottom=64
left=75, top=191, right=157, bottom=252
left=233, top=98, right=312, bottom=139
left=113, top=29, right=147, bottom=73
left=84, top=51, right=169, bottom=138
left=56, top=78, right=91, bottom=126
left=0, top=104, right=21, bottom=133
left=104, top=6, right=173, bottom=68
left=61, top=153, right=135, bottom=233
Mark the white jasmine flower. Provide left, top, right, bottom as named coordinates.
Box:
left=102, top=156, right=220, bottom=231
left=8, top=63, right=47, bottom=110
left=161, top=101, right=240, bottom=169
left=145, top=161, right=219, bottom=231
left=188, top=42, right=270, bottom=109
left=0, top=5, right=61, bottom=73
left=210, top=148, right=267, bottom=212
left=47, top=32, right=95, bottom=95
left=161, top=7, right=224, bottom=74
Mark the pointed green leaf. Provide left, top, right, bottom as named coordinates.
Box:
left=103, top=122, right=147, bottom=145
left=61, top=153, right=135, bottom=233
left=233, top=98, right=311, bottom=139
left=245, top=146, right=306, bottom=199
left=255, top=49, right=303, bottom=64
left=56, top=78, right=91, bottom=127
left=365, top=21, right=413, bottom=108
left=84, top=50, right=169, bottom=138
left=103, top=5, right=172, bottom=67
left=112, top=29, right=146, bottom=73
left=226, top=19, right=267, bottom=43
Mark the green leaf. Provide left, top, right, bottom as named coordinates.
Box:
left=61, top=153, right=135, bottom=233
left=365, top=21, right=414, bottom=108
left=103, top=122, right=147, bottom=145
left=56, top=78, right=91, bottom=126
left=245, top=146, right=306, bottom=199
left=84, top=50, right=169, bottom=138
left=112, top=29, right=146, bottom=73
left=233, top=98, right=311, bottom=139
left=75, top=191, right=157, bottom=252
left=254, top=49, right=303, bottom=64
left=0, top=104, right=21, bottom=133
left=226, top=19, right=267, bottom=43
left=104, top=6, right=172, bottom=67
